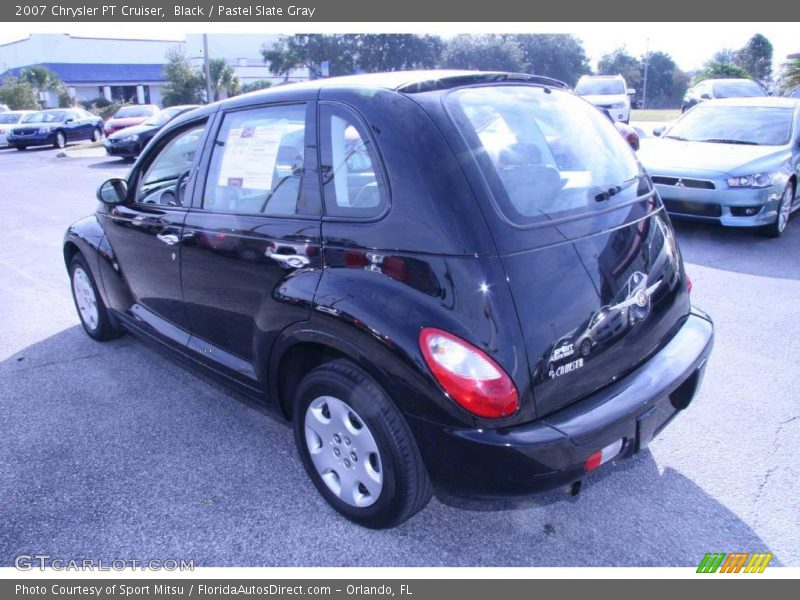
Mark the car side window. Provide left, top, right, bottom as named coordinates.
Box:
left=203, top=103, right=314, bottom=216
left=319, top=104, right=388, bottom=218
left=135, top=122, right=207, bottom=207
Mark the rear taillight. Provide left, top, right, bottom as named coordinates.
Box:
left=419, top=327, right=519, bottom=419
left=686, top=275, right=693, bottom=294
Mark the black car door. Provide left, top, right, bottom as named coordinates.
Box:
left=99, top=117, right=210, bottom=348
left=180, top=101, right=323, bottom=387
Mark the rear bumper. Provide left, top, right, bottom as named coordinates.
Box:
left=409, top=309, right=714, bottom=498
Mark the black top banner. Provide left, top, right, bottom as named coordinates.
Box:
left=0, top=1, right=792, bottom=22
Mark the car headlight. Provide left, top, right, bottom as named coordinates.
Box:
left=38, top=126, right=52, bottom=134
left=726, top=172, right=777, bottom=188
left=611, top=102, right=626, bottom=109
left=121, top=134, right=139, bottom=142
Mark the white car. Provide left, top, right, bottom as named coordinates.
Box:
left=0, top=110, right=35, bottom=147
left=574, top=75, right=635, bottom=123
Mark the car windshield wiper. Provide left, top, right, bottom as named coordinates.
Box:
left=594, top=175, right=640, bottom=202
left=662, top=134, right=688, bottom=141
left=698, top=138, right=760, bottom=145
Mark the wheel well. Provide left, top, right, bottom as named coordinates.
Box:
left=790, top=174, right=797, bottom=195
left=63, top=241, right=80, bottom=269
left=276, top=343, right=348, bottom=420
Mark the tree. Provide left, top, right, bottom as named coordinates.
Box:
left=693, top=61, right=750, bottom=84
left=207, top=58, right=240, bottom=101
left=441, top=34, right=524, bottom=72
left=241, top=79, right=273, bottom=93
left=162, top=47, right=205, bottom=106
left=263, top=35, right=357, bottom=79
left=0, top=77, right=40, bottom=110
left=598, top=48, right=642, bottom=92
left=511, top=34, right=591, bottom=87
left=355, top=34, right=443, bottom=72
left=640, top=51, right=688, bottom=109
left=20, top=66, right=63, bottom=107
left=736, top=33, right=773, bottom=85
left=712, top=49, right=739, bottom=65
left=779, top=58, right=800, bottom=93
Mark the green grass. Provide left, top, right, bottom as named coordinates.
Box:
left=631, top=109, right=681, bottom=122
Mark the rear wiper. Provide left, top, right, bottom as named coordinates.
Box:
left=698, top=138, right=759, bottom=145
left=594, top=175, right=640, bottom=202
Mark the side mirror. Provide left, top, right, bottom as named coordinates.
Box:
left=627, top=88, right=636, bottom=96
left=97, top=178, right=128, bottom=205
left=653, top=126, right=665, bottom=137
left=700, top=93, right=711, bottom=100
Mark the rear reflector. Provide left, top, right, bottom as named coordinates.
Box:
left=584, top=439, right=624, bottom=472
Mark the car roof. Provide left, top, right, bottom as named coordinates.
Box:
left=699, top=78, right=760, bottom=84
left=218, top=70, right=569, bottom=109
left=700, top=97, right=800, bottom=108
left=579, top=74, right=623, bottom=79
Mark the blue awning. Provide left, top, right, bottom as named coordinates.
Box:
left=0, top=63, right=166, bottom=84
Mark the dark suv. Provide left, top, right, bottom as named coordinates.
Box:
left=64, top=71, right=714, bottom=528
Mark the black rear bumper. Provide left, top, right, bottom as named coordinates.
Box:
left=408, top=309, right=714, bottom=498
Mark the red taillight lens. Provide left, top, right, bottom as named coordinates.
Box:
left=686, top=274, right=693, bottom=294
left=419, top=327, right=519, bottom=419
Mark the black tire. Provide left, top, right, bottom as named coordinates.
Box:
left=761, top=183, right=794, bottom=238
left=69, top=254, right=124, bottom=341
left=54, top=131, right=66, bottom=149
left=293, top=359, right=432, bottom=528
left=15, top=145, right=26, bottom=151
left=91, top=127, right=102, bottom=142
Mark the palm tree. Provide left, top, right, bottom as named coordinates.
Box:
left=21, top=66, right=63, bottom=107
left=207, top=58, right=240, bottom=101
left=780, top=58, right=800, bottom=93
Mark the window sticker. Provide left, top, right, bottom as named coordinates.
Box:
left=216, top=120, right=288, bottom=190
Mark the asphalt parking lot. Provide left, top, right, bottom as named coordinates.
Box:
left=1, top=145, right=798, bottom=567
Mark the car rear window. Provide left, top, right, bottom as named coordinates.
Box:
left=447, top=85, right=643, bottom=226
left=114, top=106, right=155, bottom=118
left=712, top=82, right=765, bottom=98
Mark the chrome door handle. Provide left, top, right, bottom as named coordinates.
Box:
left=266, top=253, right=310, bottom=269
left=157, top=232, right=180, bottom=246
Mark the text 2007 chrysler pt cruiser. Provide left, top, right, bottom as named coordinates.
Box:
left=64, top=71, right=714, bottom=528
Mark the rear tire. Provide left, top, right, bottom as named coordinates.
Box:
left=91, top=127, right=102, bottom=142
left=761, top=183, right=794, bottom=238
left=16, top=145, right=26, bottom=151
left=69, top=254, right=124, bottom=341
left=54, top=131, right=66, bottom=149
left=293, top=359, right=432, bottom=528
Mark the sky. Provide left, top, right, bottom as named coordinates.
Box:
left=0, top=23, right=797, bottom=74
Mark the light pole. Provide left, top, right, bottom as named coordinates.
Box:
left=642, top=37, right=650, bottom=110
left=202, top=34, right=213, bottom=103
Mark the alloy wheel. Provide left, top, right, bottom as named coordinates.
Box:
left=72, top=267, right=99, bottom=331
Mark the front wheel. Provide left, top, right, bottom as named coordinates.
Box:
left=69, top=254, right=124, bottom=341
left=761, top=184, right=794, bottom=238
left=293, top=359, right=432, bottom=528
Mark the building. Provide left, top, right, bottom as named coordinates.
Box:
left=0, top=33, right=308, bottom=108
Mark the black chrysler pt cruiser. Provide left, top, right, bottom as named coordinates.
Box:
left=64, top=71, right=714, bottom=528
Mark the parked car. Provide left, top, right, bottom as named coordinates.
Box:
left=639, top=97, right=800, bottom=237
left=65, top=70, right=713, bottom=528
left=574, top=74, right=635, bottom=123
left=105, top=104, right=200, bottom=158
left=7, top=108, right=103, bottom=150
left=0, top=110, right=35, bottom=147
left=0, top=104, right=9, bottom=113
left=103, top=104, right=160, bottom=136
left=681, top=78, right=765, bottom=112
left=787, top=86, right=800, bottom=99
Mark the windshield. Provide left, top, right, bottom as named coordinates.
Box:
left=22, top=111, right=66, bottom=123
left=114, top=106, right=155, bottom=119
left=0, top=113, right=24, bottom=124
left=665, top=105, right=794, bottom=145
left=448, top=85, right=642, bottom=225
left=712, top=82, right=765, bottom=98
left=141, top=108, right=181, bottom=127
left=575, top=79, right=625, bottom=96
